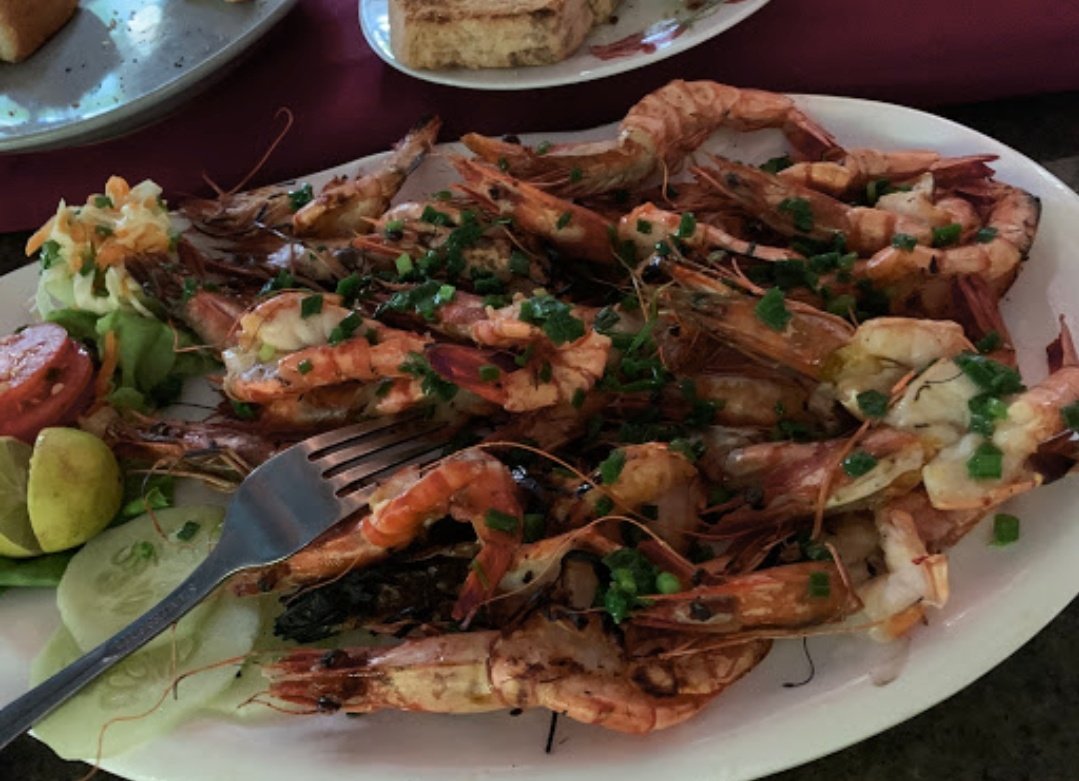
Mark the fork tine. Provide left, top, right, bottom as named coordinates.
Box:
left=328, top=429, right=456, bottom=495
left=316, top=417, right=448, bottom=475
left=301, top=410, right=430, bottom=458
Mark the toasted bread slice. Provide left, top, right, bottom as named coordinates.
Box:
left=389, top=0, right=619, bottom=70
left=0, top=0, right=77, bottom=63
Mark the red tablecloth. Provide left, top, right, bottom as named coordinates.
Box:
left=4, top=0, right=1079, bottom=233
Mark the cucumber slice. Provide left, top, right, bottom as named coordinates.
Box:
left=31, top=594, right=260, bottom=760
left=57, top=506, right=224, bottom=652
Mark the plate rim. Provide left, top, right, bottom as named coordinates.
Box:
left=357, top=0, right=772, bottom=91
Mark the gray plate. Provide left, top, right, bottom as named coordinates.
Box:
left=0, top=0, right=297, bottom=153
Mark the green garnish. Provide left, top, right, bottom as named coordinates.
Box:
left=93, top=195, right=114, bottom=209
left=420, top=205, right=453, bottom=226
left=975, top=226, right=999, bottom=243
left=395, top=253, right=414, bottom=278
left=931, top=223, right=962, bottom=248
left=296, top=359, right=313, bottom=375
left=536, top=140, right=551, bottom=155
left=263, top=269, right=294, bottom=293
left=483, top=509, right=519, bottom=533
left=569, top=167, right=583, bottom=183
left=287, top=183, right=314, bottom=211
left=383, top=219, right=405, bottom=236
left=841, top=451, right=878, bottom=478
left=807, top=571, right=831, bottom=598
left=300, top=294, right=323, bottom=318
left=328, top=312, right=363, bottom=346
left=1061, top=401, right=1079, bottom=431
left=523, top=513, right=546, bottom=542
left=508, top=251, right=531, bottom=276
left=676, top=212, right=696, bottom=239
left=95, top=224, right=113, bottom=237
left=755, top=287, right=791, bottom=331
left=968, top=393, right=1009, bottom=435
left=399, top=353, right=458, bottom=401
left=854, top=377, right=892, bottom=409
left=478, top=364, right=500, bottom=382
left=778, top=197, right=813, bottom=232
left=991, top=513, right=1020, bottom=545
left=655, top=572, right=681, bottom=594
left=571, top=388, right=586, bottom=408
left=954, top=353, right=1025, bottom=396
left=636, top=219, right=652, bottom=235
left=120, top=486, right=170, bottom=520
left=759, top=155, right=793, bottom=174
left=39, top=240, right=62, bottom=269
left=518, top=294, right=585, bottom=345
left=79, top=247, right=96, bottom=275
left=555, top=211, right=572, bottom=230
left=594, top=495, right=615, bottom=516
left=601, top=548, right=660, bottom=623
left=230, top=400, right=258, bottom=420
left=257, top=342, right=276, bottom=363
left=967, top=441, right=1004, bottom=480
left=599, top=448, right=626, bottom=484
left=892, top=233, right=918, bottom=251
left=975, top=330, right=1003, bottom=354
left=175, top=521, right=201, bottom=542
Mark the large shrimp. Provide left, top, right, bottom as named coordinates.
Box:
left=265, top=612, right=770, bottom=734
left=618, top=203, right=803, bottom=263
left=221, top=292, right=430, bottom=404
left=461, top=80, right=840, bottom=197
left=452, top=157, right=618, bottom=265
left=778, top=150, right=997, bottom=198
left=864, top=182, right=1041, bottom=297
left=232, top=449, right=522, bottom=622
left=292, top=116, right=441, bottom=237
left=693, top=157, right=942, bottom=255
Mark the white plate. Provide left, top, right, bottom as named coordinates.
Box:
left=358, top=0, right=770, bottom=90
left=0, top=0, right=298, bottom=153
left=2, top=94, right=1079, bottom=781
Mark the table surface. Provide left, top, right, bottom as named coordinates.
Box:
left=1, top=87, right=1077, bottom=781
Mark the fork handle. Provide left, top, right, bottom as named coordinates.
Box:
left=0, top=553, right=236, bottom=752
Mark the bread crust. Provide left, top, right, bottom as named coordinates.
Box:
left=0, top=0, right=78, bottom=63
left=389, top=0, right=621, bottom=70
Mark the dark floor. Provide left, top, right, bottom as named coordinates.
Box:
left=3, top=90, right=1079, bottom=781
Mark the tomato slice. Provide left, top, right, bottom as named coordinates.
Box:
left=0, top=327, right=95, bottom=444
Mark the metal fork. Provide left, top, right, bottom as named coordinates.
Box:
left=0, top=410, right=456, bottom=750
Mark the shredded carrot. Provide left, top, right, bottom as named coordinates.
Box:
left=94, top=330, right=119, bottom=402
left=104, top=175, right=131, bottom=205
left=25, top=215, right=56, bottom=256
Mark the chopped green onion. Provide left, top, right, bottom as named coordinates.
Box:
left=954, top=353, right=1025, bottom=396
left=296, top=359, right=313, bottom=375
left=478, top=364, right=500, bottom=382
left=328, top=312, right=362, bottom=346
left=1061, top=400, right=1079, bottom=431
left=892, top=233, right=918, bottom=251
left=287, top=183, right=314, bottom=211
left=394, top=253, right=414, bottom=277
left=807, top=571, right=831, bottom=598
left=778, top=197, right=813, bottom=232
left=975, top=330, right=1003, bottom=354
left=93, top=195, right=114, bottom=209
left=976, top=226, right=999, bottom=243
left=991, top=513, right=1020, bottom=545
left=841, top=450, right=878, bottom=477
left=483, top=508, right=519, bottom=533
left=599, top=448, right=626, bottom=484
left=854, top=388, right=889, bottom=418
left=300, top=294, right=323, bottom=318
left=421, top=205, right=452, bottom=226
left=569, top=167, right=583, bottom=183
left=755, top=287, right=791, bottom=331
left=967, top=441, right=1003, bottom=480
left=536, top=141, right=551, bottom=155
left=655, top=572, right=681, bottom=594
left=39, top=240, right=62, bottom=269
left=230, top=400, right=258, bottom=420
left=759, top=155, right=793, bottom=174
left=556, top=211, right=572, bottom=230
left=594, top=495, right=614, bottom=516
left=175, top=521, right=201, bottom=542
left=383, top=219, right=405, bottom=236
left=932, top=223, right=962, bottom=248
left=571, top=388, right=586, bottom=408
left=676, top=212, right=696, bottom=239
left=636, top=219, right=652, bottom=235
left=523, top=513, right=546, bottom=542
left=968, top=393, right=1009, bottom=435
left=508, top=251, right=531, bottom=276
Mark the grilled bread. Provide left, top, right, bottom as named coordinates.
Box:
left=0, top=0, right=77, bottom=63
left=389, top=0, right=621, bottom=70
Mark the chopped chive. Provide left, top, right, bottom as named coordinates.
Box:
left=599, top=448, right=626, bottom=484
left=759, top=154, right=793, bottom=174
left=484, top=508, right=519, bottom=533
left=569, top=167, right=583, bottom=183
left=755, top=287, right=791, bottom=331
left=230, top=400, right=257, bottom=420
left=437, top=283, right=456, bottom=303
left=556, top=211, right=572, bottom=230
left=778, top=197, right=813, bottom=232
left=954, top=353, right=1025, bottom=396
left=932, top=223, right=962, bottom=248
left=395, top=253, right=414, bottom=277
left=536, top=140, right=551, bottom=155
left=676, top=212, right=696, bottom=239
left=991, top=513, right=1020, bottom=545
left=807, top=571, right=831, bottom=598
left=967, top=441, right=1003, bottom=480
left=594, top=495, right=615, bottom=516
left=296, top=359, right=313, bottom=375
left=636, top=219, right=652, bottom=235
left=93, top=194, right=114, bottom=208
left=975, top=330, right=1003, bottom=354
left=336, top=273, right=363, bottom=305
left=523, top=513, right=546, bottom=542
left=854, top=388, right=889, bottom=418
left=328, top=311, right=363, bottom=345
left=478, top=364, right=500, bottom=382
left=287, top=183, right=314, bottom=211
left=383, top=219, right=405, bottom=236
left=175, top=521, right=201, bottom=542
left=841, top=450, right=878, bottom=478
left=508, top=251, right=531, bottom=276
left=1061, top=401, right=1079, bottom=431
left=300, top=294, right=323, bottom=318
left=975, top=226, right=999, bottom=243
left=892, top=233, right=918, bottom=251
